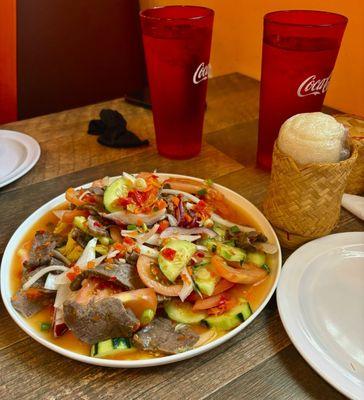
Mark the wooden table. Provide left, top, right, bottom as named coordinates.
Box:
left=0, top=73, right=362, bottom=400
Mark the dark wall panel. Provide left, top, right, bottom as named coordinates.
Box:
left=17, top=0, right=146, bottom=119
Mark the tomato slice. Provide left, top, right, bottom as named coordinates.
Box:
left=192, top=295, right=222, bottom=311
left=137, top=255, right=182, bottom=296
left=61, top=209, right=89, bottom=224
left=211, top=255, right=267, bottom=284
left=212, top=279, right=235, bottom=295
left=115, top=288, right=157, bottom=320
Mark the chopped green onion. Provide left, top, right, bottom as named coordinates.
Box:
left=205, top=178, right=214, bottom=186
left=229, top=225, right=240, bottom=234
left=197, top=188, right=207, bottom=196
left=141, top=223, right=148, bottom=232
left=127, top=224, right=137, bottom=230
left=140, top=309, right=155, bottom=325
left=261, top=263, right=270, bottom=273
left=40, top=322, right=51, bottom=331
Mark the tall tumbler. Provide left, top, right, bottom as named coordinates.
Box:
left=257, top=10, right=347, bottom=170
left=140, top=6, right=214, bottom=159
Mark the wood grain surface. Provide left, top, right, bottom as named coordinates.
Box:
left=0, top=73, right=362, bottom=400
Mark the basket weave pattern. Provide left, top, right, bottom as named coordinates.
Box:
left=262, top=142, right=358, bottom=248
left=346, top=138, right=364, bottom=194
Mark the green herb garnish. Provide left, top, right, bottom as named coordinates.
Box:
left=40, top=322, right=51, bottom=331
left=261, top=263, right=270, bottom=273
left=197, top=188, right=207, bottom=196
left=127, top=224, right=137, bottom=230
left=205, top=178, right=214, bottom=186
left=229, top=225, right=240, bottom=234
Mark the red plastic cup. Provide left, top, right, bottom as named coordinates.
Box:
left=140, top=6, right=214, bottom=159
left=257, top=10, right=347, bottom=170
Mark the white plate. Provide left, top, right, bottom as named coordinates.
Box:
left=277, top=232, right=364, bottom=399
left=1, top=173, right=281, bottom=368
left=0, top=130, right=41, bottom=188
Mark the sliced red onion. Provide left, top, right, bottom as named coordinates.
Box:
left=44, top=273, right=59, bottom=291
left=101, top=208, right=166, bottom=226
left=145, top=234, right=162, bottom=246
left=211, top=213, right=256, bottom=233
left=160, top=227, right=217, bottom=239
left=170, top=235, right=201, bottom=242
left=107, top=249, right=120, bottom=259
left=252, top=241, right=278, bottom=254
left=179, top=267, right=194, bottom=302
left=161, top=189, right=200, bottom=203
left=53, top=210, right=67, bottom=219
left=76, top=237, right=97, bottom=269
left=79, top=190, right=92, bottom=201
left=22, top=265, right=69, bottom=290
left=138, top=244, right=159, bottom=259
left=166, top=214, right=178, bottom=227
left=54, top=283, right=73, bottom=308
left=53, top=307, right=68, bottom=337
left=136, top=224, right=160, bottom=244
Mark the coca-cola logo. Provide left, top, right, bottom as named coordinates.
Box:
left=193, top=62, right=209, bottom=84
left=297, top=74, right=331, bottom=97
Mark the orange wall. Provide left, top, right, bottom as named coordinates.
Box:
left=140, top=0, right=364, bottom=116
left=0, top=0, right=17, bottom=124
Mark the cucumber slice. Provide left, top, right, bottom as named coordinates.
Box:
left=203, top=239, right=246, bottom=262
left=158, top=239, right=196, bottom=282
left=164, top=300, right=207, bottom=324
left=103, top=177, right=132, bottom=212
left=203, top=300, right=252, bottom=331
left=246, top=251, right=266, bottom=267
left=193, top=265, right=220, bottom=296
left=91, top=337, right=136, bottom=358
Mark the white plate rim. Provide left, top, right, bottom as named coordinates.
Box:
left=0, top=130, right=41, bottom=188
left=277, top=232, right=364, bottom=400
left=1, top=173, right=282, bottom=368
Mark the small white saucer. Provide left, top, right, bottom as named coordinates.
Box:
left=0, top=130, right=41, bottom=188
left=277, top=232, right=364, bottom=399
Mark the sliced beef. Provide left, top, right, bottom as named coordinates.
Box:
left=125, top=251, right=140, bottom=266
left=226, top=230, right=267, bottom=251
left=69, top=262, right=143, bottom=291
left=63, top=297, right=140, bottom=344
left=24, top=231, right=65, bottom=269
left=132, top=317, right=199, bottom=355
left=71, top=227, right=90, bottom=248
left=11, top=289, right=55, bottom=318
left=87, top=215, right=108, bottom=237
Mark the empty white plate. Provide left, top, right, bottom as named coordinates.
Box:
left=277, top=232, right=364, bottom=399
left=0, top=130, right=41, bottom=188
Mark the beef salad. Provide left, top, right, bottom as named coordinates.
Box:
left=11, top=173, right=277, bottom=359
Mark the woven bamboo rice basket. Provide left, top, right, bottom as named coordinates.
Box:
left=262, top=142, right=358, bottom=249
left=334, top=114, right=364, bottom=195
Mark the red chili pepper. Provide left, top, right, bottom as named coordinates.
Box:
left=161, top=248, right=176, bottom=261
left=123, top=236, right=135, bottom=246
left=66, top=272, right=77, bottom=282
left=196, top=251, right=205, bottom=258
left=117, top=197, right=133, bottom=207
left=194, top=200, right=207, bottom=213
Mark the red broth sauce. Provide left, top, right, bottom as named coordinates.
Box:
left=11, top=199, right=278, bottom=360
